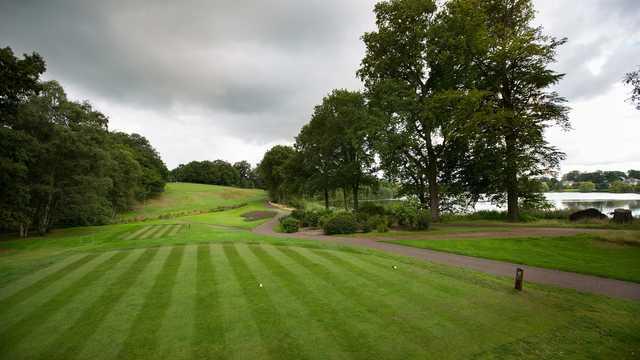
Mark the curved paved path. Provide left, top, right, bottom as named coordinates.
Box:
left=254, top=215, right=640, bottom=301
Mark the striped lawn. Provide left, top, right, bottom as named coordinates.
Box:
left=1, top=244, right=639, bottom=359
left=122, top=224, right=186, bottom=240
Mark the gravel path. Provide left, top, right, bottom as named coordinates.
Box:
left=253, top=215, right=640, bottom=301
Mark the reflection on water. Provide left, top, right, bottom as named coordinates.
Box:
left=477, top=192, right=640, bottom=217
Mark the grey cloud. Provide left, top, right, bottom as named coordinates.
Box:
left=0, top=0, right=376, bottom=140
left=536, top=0, right=640, bottom=101
left=1, top=0, right=638, bottom=170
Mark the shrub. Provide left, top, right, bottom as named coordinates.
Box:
left=318, top=214, right=333, bottom=229
left=323, top=213, right=358, bottom=235
left=388, top=203, right=418, bottom=227
left=303, top=211, right=318, bottom=227
left=366, top=215, right=389, bottom=233
left=376, top=220, right=389, bottom=233
left=290, top=208, right=330, bottom=227
left=290, top=209, right=306, bottom=221
left=357, top=202, right=387, bottom=216
left=279, top=216, right=299, bottom=233
left=412, top=210, right=431, bottom=230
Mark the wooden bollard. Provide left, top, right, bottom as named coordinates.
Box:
left=514, top=268, right=524, bottom=291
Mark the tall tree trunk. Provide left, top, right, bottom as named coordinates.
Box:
left=324, top=188, right=329, bottom=210
left=426, top=140, right=441, bottom=222
left=505, top=133, right=519, bottom=221
left=342, top=188, right=348, bottom=211
left=352, top=183, right=359, bottom=211
left=38, top=194, right=52, bottom=236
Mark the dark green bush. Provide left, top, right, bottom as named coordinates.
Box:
left=290, top=209, right=306, bottom=221
left=388, top=202, right=421, bottom=227
left=412, top=210, right=430, bottom=230
left=358, top=202, right=387, bottom=216
left=279, top=216, right=299, bottom=233
left=323, top=213, right=358, bottom=235
left=302, top=210, right=322, bottom=227
left=376, top=220, right=389, bottom=233
left=365, top=215, right=389, bottom=233
left=318, top=214, right=333, bottom=229
left=290, top=208, right=332, bottom=227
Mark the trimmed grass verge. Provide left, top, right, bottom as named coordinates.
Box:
left=388, top=234, right=640, bottom=282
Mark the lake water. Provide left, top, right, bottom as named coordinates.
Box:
left=475, top=192, right=640, bottom=217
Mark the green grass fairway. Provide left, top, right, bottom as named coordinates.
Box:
left=119, top=182, right=267, bottom=221
left=1, top=241, right=640, bottom=359
left=389, top=235, right=640, bottom=282
left=1, top=183, right=640, bottom=359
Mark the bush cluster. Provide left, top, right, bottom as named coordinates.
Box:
left=386, top=203, right=430, bottom=230
left=290, top=208, right=332, bottom=228
left=323, top=213, right=358, bottom=235
left=279, top=216, right=300, bottom=233
left=311, top=202, right=431, bottom=235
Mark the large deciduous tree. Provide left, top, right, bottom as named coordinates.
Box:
left=257, top=145, right=296, bottom=203
left=475, top=0, right=569, bottom=220
left=358, top=0, right=487, bottom=220
left=1, top=47, right=168, bottom=236
left=296, top=90, right=376, bottom=210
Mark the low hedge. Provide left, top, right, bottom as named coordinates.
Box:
left=323, top=213, right=358, bottom=235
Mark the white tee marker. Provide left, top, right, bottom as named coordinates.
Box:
left=392, top=265, right=398, bottom=270
left=259, top=283, right=263, bottom=288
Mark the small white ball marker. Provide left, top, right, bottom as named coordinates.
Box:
left=392, top=265, right=398, bottom=270
left=259, top=283, right=263, bottom=288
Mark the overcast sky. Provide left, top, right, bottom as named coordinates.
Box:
left=1, top=0, right=639, bottom=173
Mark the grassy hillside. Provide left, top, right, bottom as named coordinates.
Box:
left=1, top=186, right=639, bottom=359
left=118, top=182, right=267, bottom=222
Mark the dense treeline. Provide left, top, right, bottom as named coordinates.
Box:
left=170, top=160, right=259, bottom=188
left=258, top=0, right=570, bottom=221
left=0, top=47, right=168, bottom=236
left=559, top=170, right=640, bottom=193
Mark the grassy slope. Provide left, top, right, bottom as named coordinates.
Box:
left=1, top=183, right=639, bottom=359
left=118, top=182, right=268, bottom=221
left=389, top=235, right=640, bottom=282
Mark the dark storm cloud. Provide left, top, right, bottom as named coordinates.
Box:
left=0, top=0, right=376, bottom=139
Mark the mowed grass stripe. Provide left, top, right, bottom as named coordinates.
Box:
left=138, top=225, right=164, bottom=239
left=42, top=248, right=161, bottom=360
left=123, top=226, right=152, bottom=240
left=223, top=244, right=308, bottom=359
left=211, top=245, right=269, bottom=359
left=152, top=225, right=174, bottom=239
left=154, top=245, right=198, bottom=360
left=346, top=251, right=563, bottom=336
left=0, top=251, right=129, bottom=355
left=72, top=247, right=172, bottom=360
left=237, top=244, right=346, bottom=360
left=192, top=244, right=226, bottom=359
left=279, top=247, right=434, bottom=357
left=249, top=245, right=367, bottom=360
left=0, top=253, right=97, bottom=304
left=8, top=250, right=147, bottom=360
left=167, top=224, right=183, bottom=236
left=116, top=246, right=185, bottom=359
left=308, top=249, right=556, bottom=356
